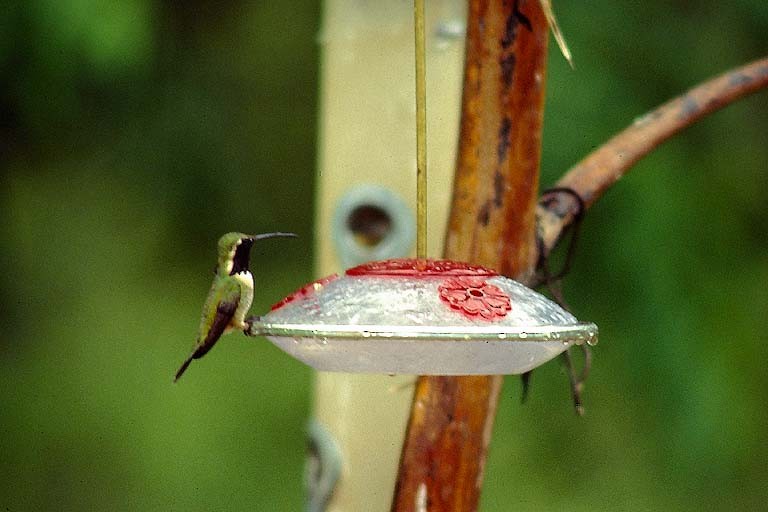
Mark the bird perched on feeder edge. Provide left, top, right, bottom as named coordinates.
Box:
left=174, top=231, right=297, bottom=382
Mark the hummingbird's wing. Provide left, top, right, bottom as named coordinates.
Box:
left=192, top=299, right=238, bottom=359
left=174, top=283, right=240, bottom=382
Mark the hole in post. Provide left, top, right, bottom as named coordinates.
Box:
left=347, top=205, right=392, bottom=247
left=332, top=185, right=415, bottom=268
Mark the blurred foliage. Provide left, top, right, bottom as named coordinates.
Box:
left=1, top=1, right=767, bottom=510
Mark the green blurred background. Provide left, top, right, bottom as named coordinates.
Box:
left=1, top=1, right=766, bottom=510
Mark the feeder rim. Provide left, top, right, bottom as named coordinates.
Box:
left=250, top=320, right=598, bottom=343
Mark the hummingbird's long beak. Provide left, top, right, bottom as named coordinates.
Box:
left=249, top=232, right=298, bottom=241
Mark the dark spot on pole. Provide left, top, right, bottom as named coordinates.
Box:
left=704, top=97, right=725, bottom=110
left=501, top=53, right=516, bottom=87
left=497, top=117, right=511, bottom=163
left=501, top=0, right=532, bottom=49
left=478, top=201, right=491, bottom=226
left=679, top=96, right=699, bottom=120
left=493, top=172, right=505, bottom=208
left=728, top=72, right=754, bottom=87
left=513, top=0, right=532, bottom=32
left=501, top=12, right=516, bottom=48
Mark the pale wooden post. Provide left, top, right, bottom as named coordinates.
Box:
left=312, top=1, right=466, bottom=510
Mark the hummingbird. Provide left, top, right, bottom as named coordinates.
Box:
left=174, top=231, right=297, bottom=382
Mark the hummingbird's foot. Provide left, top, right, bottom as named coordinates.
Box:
left=244, top=315, right=261, bottom=336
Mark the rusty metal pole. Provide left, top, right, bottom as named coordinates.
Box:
left=392, top=1, right=549, bottom=510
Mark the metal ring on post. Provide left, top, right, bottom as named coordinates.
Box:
left=332, top=185, right=415, bottom=269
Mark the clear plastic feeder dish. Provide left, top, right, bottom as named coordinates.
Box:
left=252, top=259, right=597, bottom=375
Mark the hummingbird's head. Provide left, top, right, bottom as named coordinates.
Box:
left=216, top=232, right=253, bottom=275
left=216, top=231, right=298, bottom=275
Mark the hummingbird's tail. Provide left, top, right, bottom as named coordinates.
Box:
left=174, top=353, right=195, bottom=383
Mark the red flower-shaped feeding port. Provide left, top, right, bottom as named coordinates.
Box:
left=438, top=276, right=511, bottom=321
left=271, top=274, right=339, bottom=311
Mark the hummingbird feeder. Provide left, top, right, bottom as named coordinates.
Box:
left=248, top=0, right=597, bottom=375
left=251, top=258, right=597, bottom=375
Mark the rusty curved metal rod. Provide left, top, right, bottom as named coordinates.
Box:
left=537, top=56, right=768, bottom=257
